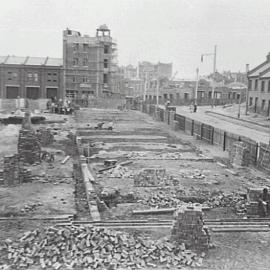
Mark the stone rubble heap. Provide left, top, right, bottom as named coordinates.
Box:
left=0, top=226, right=204, bottom=269
left=134, top=168, right=178, bottom=187
left=171, top=205, right=210, bottom=250
left=99, top=166, right=134, bottom=179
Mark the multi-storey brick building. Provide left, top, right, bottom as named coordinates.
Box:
left=0, top=56, right=63, bottom=99
left=63, top=25, right=118, bottom=98
left=138, top=61, right=172, bottom=81
left=248, top=53, right=270, bottom=115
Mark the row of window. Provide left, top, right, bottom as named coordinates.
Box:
left=249, top=79, right=270, bottom=92
left=71, top=74, right=108, bottom=84
left=73, top=43, right=110, bottom=54
left=6, top=71, right=58, bottom=82
left=72, top=58, right=108, bottom=68
left=249, top=97, right=270, bottom=110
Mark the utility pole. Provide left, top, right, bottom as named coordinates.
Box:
left=201, top=45, right=217, bottom=108
left=211, top=45, right=217, bottom=108
left=237, top=90, right=241, bottom=118
left=156, top=78, right=159, bottom=106
left=143, top=72, right=148, bottom=101
left=195, top=68, right=199, bottom=105
left=245, top=64, right=250, bottom=115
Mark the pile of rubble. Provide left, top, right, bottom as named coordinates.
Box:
left=205, top=192, right=246, bottom=213
left=139, top=190, right=184, bottom=208
left=134, top=168, right=178, bottom=187
left=0, top=226, right=204, bottom=269
left=99, top=166, right=134, bottom=179
left=127, top=151, right=183, bottom=160
left=20, top=202, right=43, bottom=213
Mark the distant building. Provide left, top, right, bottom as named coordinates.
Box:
left=121, top=64, right=137, bottom=79
left=0, top=55, right=63, bottom=99
left=138, top=61, right=172, bottom=81
left=248, top=53, right=270, bottom=115
left=63, top=25, right=118, bottom=98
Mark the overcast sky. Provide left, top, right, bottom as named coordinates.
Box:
left=0, top=0, right=269, bottom=78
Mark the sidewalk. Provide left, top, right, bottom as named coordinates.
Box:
left=164, top=105, right=270, bottom=145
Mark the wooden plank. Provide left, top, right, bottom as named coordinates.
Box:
left=61, top=155, right=70, bottom=164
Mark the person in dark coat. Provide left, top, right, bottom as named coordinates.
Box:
left=258, top=188, right=270, bottom=217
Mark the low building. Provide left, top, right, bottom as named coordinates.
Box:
left=248, top=53, right=270, bottom=115
left=0, top=55, right=63, bottom=99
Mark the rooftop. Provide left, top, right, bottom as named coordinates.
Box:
left=0, top=56, right=63, bottom=66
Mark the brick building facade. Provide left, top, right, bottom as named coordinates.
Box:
left=248, top=53, right=270, bottom=115
left=63, top=25, right=118, bottom=98
left=0, top=56, right=63, bottom=99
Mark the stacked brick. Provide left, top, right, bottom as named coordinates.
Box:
left=3, top=155, right=21, bottom=186
left=37, top=128, right=54, bottom=146
left=18, top=129, right=41, bottom=165
left=2, top=154, right=33, bottom=186
left=134, top=168, right=168, bottom=187
left=229, top=141, right=250, bottom=167
left=171, top=205, right=210, bottom=250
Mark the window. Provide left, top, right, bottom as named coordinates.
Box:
left=66, top=90, right=78, bottom=98
left=83, top=44, right=89, bottom=52
left=73, top=58, right=79, bottom=66
left=83, top=58, right=88, bottom=66
left=262, top=99, right=266, bottom=110
left=73, top=43, right=79, bottom=51
left=249, top=97, right=253, bottom=106
left=104, top=59, right=108, bottom=68
left=33, top=73, right=38, bottom=82
left=82, top=77, right=89, bottom=83
left=103, top=73, right=108, bottom=84
left=72, top=76, right=76, bottom=83
left=261, top=81, right=265, bottom=92
left=248, top=79, right=252, bottom=90
left=255, top=79, right=258, bottom=90
left=104, top=45, right=109, bottom=54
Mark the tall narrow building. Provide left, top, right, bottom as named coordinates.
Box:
left=63, top=25, right=117, bottom=98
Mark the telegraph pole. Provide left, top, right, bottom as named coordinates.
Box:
left=211, top=45, right=217, bottom=108
left=245, top=64, right=250, bottom=115
left=195, top=68, right=199, bottom=105
left=156, top=78, right=159, bottom=106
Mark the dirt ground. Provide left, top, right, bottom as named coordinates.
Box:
left=76, top=108, right=270, bottom=270
left=1, top=108, right=270, bottom=270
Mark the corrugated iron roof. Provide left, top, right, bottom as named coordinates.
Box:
left=0, top=56, right=62, bottom=66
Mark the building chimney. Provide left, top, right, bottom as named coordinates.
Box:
left=267, top=52, right=270, bottom=62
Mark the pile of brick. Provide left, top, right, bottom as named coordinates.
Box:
left=1, top=154, right=33, bottom=186
left=18, top=129, right=41, bottom=165
left=229, top=141, right=250, bottom=167
left=99, top=166, right=134, bottom=179
left=171, top=205, right=210, bottom=250
left=37, top=128, right=54, bottom=146
left=134, top=168, right=176, bottom=187
left=0, top=226, right=204, bottom=269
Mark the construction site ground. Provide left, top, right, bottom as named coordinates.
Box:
left=1, top=107, right=270, bottom=269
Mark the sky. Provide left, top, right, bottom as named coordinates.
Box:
left=0, top=0, right=270, bottom=78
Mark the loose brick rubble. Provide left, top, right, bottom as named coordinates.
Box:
left=0, top=226, right=204, bottom=269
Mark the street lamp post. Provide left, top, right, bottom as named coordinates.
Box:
left=245, top=64, right=250, bottom=115
left=156, top=78, right=159, bottom=106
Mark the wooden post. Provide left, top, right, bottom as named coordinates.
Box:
left=223, top=131, right=226, bottom=151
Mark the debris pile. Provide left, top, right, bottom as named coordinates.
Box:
left=134, top=168, right=177, bottom=187
left=20, top=202, right=43, bottom=213
left=0, top=226, right=204, bottom=269
left=99, top=166, right=134, bottom=178
left=205, top=192, right=246, bottom=213
left=127, top=151, right=183, bottom=160
left=171, top=205, right=210, bottom=250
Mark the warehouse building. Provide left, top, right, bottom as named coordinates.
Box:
left=0, top=56, right=63, bottom=99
